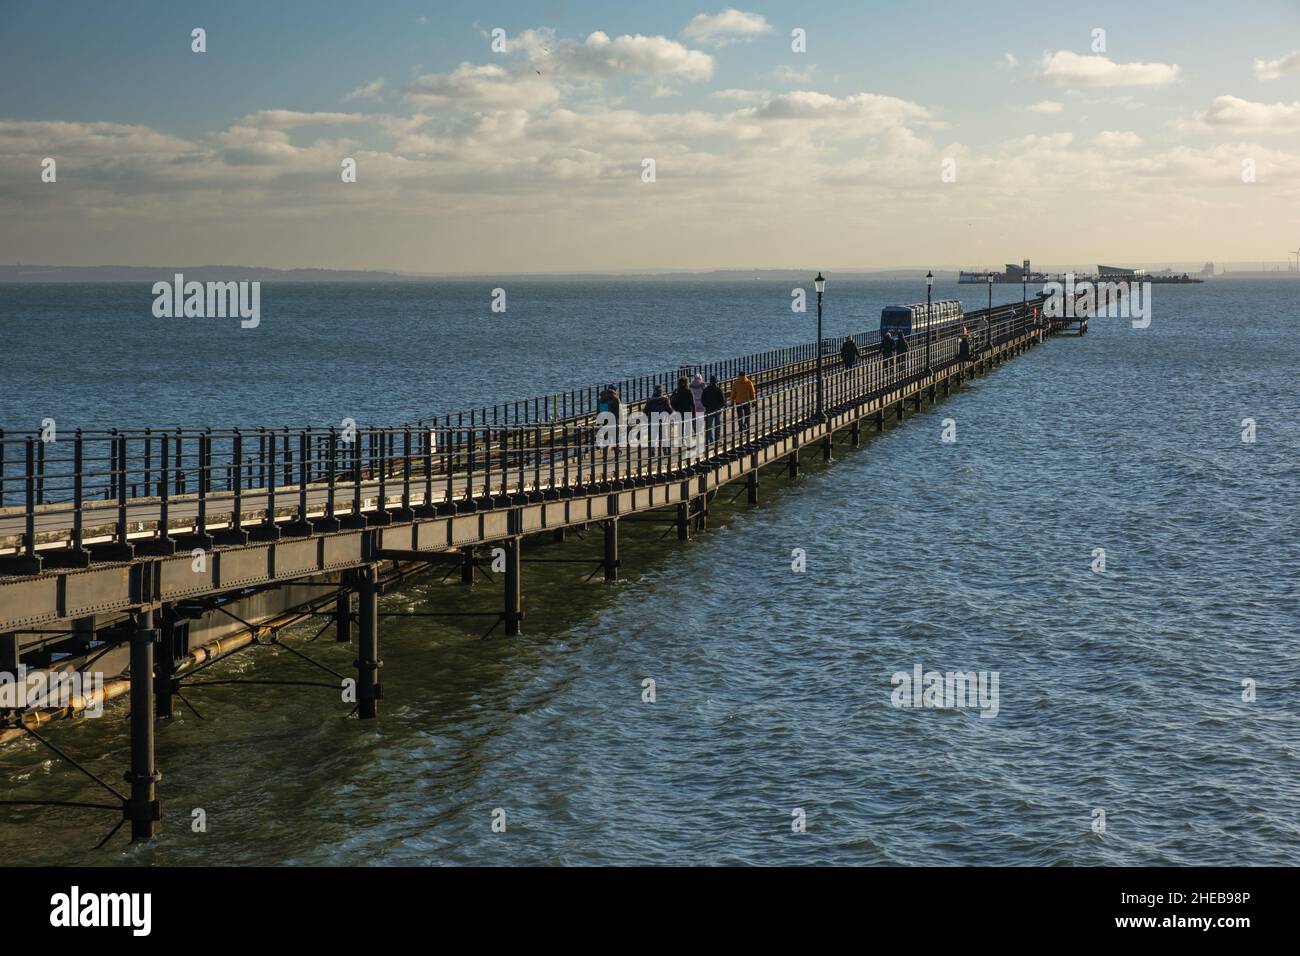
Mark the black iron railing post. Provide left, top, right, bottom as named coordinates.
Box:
left=71, top=429, right=85, bottom=553
left=231, top=429, right=243, bottom=538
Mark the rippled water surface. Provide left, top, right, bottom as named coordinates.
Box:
left=1, top=279, right=1297, bottom=865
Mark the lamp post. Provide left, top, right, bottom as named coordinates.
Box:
left=987, top=272, right=994, bottom=346
left=924, top=270, right=934, bottom=372
left=814, top=271, right=826, bottom=421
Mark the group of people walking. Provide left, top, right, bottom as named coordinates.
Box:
left=879, top=330, right=909, bottom=364
left=598, top=369, right=759, bottom=451
left=834, top=331, right=914, bottom=375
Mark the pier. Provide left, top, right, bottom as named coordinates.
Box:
left=0, top=295, right=1058, bottom=842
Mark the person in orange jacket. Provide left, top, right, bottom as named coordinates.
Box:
left=731, top=370, right=757, bottom=433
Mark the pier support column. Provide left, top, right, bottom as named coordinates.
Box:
left=155, top=608, right=176, bottom=719
left=356, top=565, right=381, bottom=719
left=553, top=527, right=567, bottom=544
left=746, top=470, right=758, bottom=506
left=693, top=497, right=707, bottom=532
left=503, top=538, right=522, bottom=635
left=821, top=434, right=833, bottom=461
left=912, top=393, right=922, bottom=411
left=896, top=402, right=905, bottom=421
left=928, top=384, right=936, bottom=404
left=876, top=410, right=884, bottom=432
left=603, top=519, right=619, bottom=582
left=127, top=609, right=161, bottom=842
left=676, top=502, right=690, bottom=540
left=787, top=450, right=800, bottom=478
left=850, top=420, right=860, bottom=447
left=460, top=546, right=475, bottom=585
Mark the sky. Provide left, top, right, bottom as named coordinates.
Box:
left=1, top=0, right=1299, bottom=273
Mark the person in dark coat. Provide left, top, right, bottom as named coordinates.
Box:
left=958, top=327, right=972, bottom=362
left=645, top=384, right=672, bottom=416
left=645, top=384, right=673, bottom=453
left=670, top=374, right=702, bottom=457
left=702, top=375, right=725, bottom=445
left=596, top=384, right=622, bottom=422
left=669, top=376, right=695, bottom=415
left=840, top=336, right=859, bottom=369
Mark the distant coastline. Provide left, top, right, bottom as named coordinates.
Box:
left=2, top=263, right=1297, bottom=283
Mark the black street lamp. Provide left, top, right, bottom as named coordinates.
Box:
left=924, top=270, right=934, bottom=372
left=987, top=270, right=993, bottom=313
left=814, top=271, right=826, bottom=421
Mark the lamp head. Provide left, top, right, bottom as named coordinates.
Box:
left=814, top=272, right=826, bottom=294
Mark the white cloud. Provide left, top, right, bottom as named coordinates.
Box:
left=562, top=30, right=715, bottom=81
left=0, top=119, right=197, bottom=159
left=508, top=28, right=714, bottom=82
left=1028, top=100, right=1064, bottom=114
left=236, top=110, right=370, bottom=129
left=746, top=91, right=936, bottom=131
left=712, top=88, right=767, bottom=102
left=682, top=9, right=773, bottom=47
left=774, top=64, right=817, bottom=84
left=1041, top=50, right=1181, bottom=88
left=1254, top=51, right=1300, bottom=80
left=342, top=78, right=385, bottom=103
left=403, top=29, right=715, bottom=113
left=404, top=63, right=560, bottom=111
left=1195, top=94, right=1300, bottom=128
left=1000, top=53, right=1018, bottom=70
left=1094, top=130, right=1143, bottom=149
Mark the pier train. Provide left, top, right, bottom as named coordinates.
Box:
left=879, top=299, right=972, bottom=339
left=875, top=300, right=999, bottom=354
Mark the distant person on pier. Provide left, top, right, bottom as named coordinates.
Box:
left=671, top=376, right=699, bottom=456
left=894, top=331, right=909, bottom=370
left=840, top=335, right=860, bottom=369
left=646, top=384, right=673, bottom=453
left=597, top=384, right=622, bottom=422
left=702, top=375, right=726, bottom=445
left=670, top=376, right=695, bottom=416
left=645, top=383, right=672, bottom=416
left=689, top=373, right=707, bottom=415
left=958, top=327, right=972, bottom=362
left=731, top=370, right=757, bottom=433
left=881, top=330, right=896, bottom=370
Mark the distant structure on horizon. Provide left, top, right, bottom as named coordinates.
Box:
left=960, top=259, right=1203, bottom=284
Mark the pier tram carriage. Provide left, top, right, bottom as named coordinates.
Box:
left=880, top=299, right=966, bottom=343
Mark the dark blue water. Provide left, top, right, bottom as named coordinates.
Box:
left=0, top=279, right=1296, bottom=865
